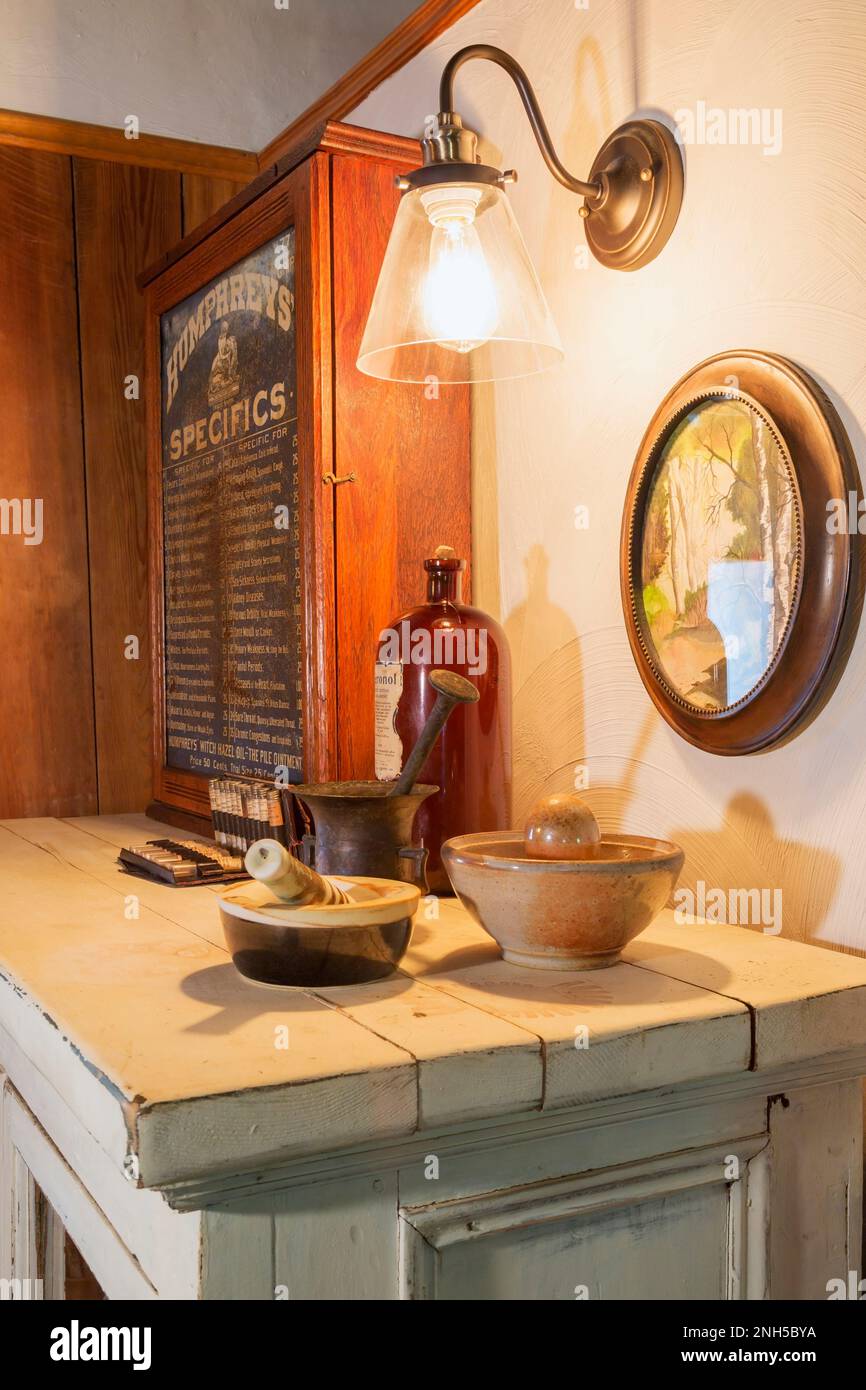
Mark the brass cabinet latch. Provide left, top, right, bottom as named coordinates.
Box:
left=322, top=471, right=357, bottom=487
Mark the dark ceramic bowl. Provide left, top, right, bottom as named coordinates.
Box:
left=218, top=877, right=420, bottom=987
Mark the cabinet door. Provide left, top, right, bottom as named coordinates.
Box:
left=1, top=1073, right=65, bottom=1299
left=146, top=151, right=338, bottom=820
left=0, top=1076, right=147, bottom=1300
left=401, top=1139, right=768, bottom=1301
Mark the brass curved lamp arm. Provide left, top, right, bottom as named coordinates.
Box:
left=439, top=45, right=602, bottom=199
left=358, top=43, right=686, bottom=385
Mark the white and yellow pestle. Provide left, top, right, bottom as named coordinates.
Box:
left=244, top=839, right=351, bottom=906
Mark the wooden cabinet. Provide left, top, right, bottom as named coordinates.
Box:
left=142, top=124, right=470, bottom=825
left=0, top=814, right=864, bottom=1302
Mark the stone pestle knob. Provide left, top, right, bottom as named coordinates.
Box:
left=523, top=792, right=601, bottom=860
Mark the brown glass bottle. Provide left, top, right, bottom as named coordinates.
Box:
left=375, top=546, right=512, bottom=892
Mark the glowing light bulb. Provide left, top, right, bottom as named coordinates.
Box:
left=420, top=188, right=499, bottom=353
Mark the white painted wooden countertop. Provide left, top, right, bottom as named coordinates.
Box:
left=1, top=814, right=865, bottom=1190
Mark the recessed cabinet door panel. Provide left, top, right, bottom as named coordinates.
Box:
left=401, top=1142, right=767, bottom=1301
left=0, top=1079, right=152, bottom=1300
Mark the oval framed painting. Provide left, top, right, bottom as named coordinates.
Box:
left=621, top=351, right=858, bottom=754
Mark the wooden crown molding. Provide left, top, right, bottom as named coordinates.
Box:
left=257, top=0, right=483, bottom=171
left=0, top=107, right=258, bottom=180
left=0, top=1, right=479, bottom=183
left=138, top=120, right=422, bottom=288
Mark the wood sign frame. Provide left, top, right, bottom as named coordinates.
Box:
left=621, top=350, right=859, bottom=754
left=144, top=123, right=471, bottom=827
left=146, top=156, right=333, bottom=821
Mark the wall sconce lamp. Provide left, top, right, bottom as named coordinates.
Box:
left=357, top=44, right=684, bottom=384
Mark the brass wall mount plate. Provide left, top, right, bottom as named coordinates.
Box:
left=583, top=119, right=684, bottom=271
left=621, top=350, right=858, bottom=754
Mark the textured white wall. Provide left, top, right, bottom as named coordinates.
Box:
left=1, top=0, right=417, bottom=148
left=353, top=0, right=866, bottom=954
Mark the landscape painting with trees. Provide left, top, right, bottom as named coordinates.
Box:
left=639, top=397, right=800, bottom=711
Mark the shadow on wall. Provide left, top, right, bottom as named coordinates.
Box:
left=668, top=792, right=842, bottom=948
left=537, top=36, right=611, bottom=292
left=503, top=544, right=844, bottom=945
left=505, top=545, right=578, bottom=689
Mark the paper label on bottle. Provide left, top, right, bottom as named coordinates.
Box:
left=375, top=663, right=404, bottom=781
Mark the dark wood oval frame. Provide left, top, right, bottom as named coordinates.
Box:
left=620, top=350, right=858, bottom=754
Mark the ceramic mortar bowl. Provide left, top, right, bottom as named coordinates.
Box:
left=442, top=832, right=684, bottom=970
left=218, top=876, right=420, bottom=987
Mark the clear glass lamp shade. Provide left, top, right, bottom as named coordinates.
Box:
left=356, top=181, right=564, bottom=384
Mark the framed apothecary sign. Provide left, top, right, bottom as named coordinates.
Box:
left=143, top=124, right=470, bottom=825
left=621, top=351, right=858, bottom=754
left=158, top=229, right=302, bottom=791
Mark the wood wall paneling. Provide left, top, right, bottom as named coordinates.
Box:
left=73, top=160, right=182, bottom=813
left=331, top=154, right=471, bottom=779
left=0, top=147, right=96, bottom=817
left=181, top=175, right=247, bottom=236
left=0, top=153, right=242, bottom=818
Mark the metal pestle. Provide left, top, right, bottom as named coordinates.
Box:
left=389, top=668, right=480, bottom=798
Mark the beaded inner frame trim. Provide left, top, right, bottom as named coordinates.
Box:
left=626, top=389, right=804, bottom=720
